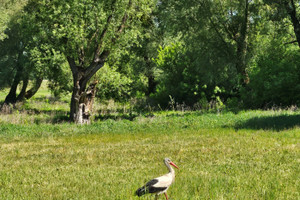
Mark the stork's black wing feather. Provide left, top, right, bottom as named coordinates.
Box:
left=135, top=179, right=167, bottom=196
left=145, top=179, right=159, bottom=187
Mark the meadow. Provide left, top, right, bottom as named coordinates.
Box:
left=0, top=88, right=299, bottom=199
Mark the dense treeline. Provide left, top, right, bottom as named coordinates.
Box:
left=0, top=0, right=300, bottom=123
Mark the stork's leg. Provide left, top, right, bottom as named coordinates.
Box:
left=164, top=193, right=169, bottom=200
left=155, top=194, right=158, bottom=200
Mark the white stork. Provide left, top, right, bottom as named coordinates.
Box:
left=135, top=158, right=179, bottom=200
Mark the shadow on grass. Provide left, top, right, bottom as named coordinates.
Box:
left=20, top=108, right=67, bottom=115
left=235, top=114, right=300, bottom=131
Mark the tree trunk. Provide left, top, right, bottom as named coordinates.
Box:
left=4, top=63, right=23, bottom=104
left=24, top=78, right=43, bottom=99
left=69, top=58, right=104, bottom=124
left=144, top=57, right=157, bottom=96
left=146, top=73, right=156, bottom=96
left=5, top=74, right=43, bottom=104
left=70, top=66, right=87, bottom=124
left=284, top=0, right=300, bottom=47
left=235, top=0, right=250, bottom=86
left=70, top=78, right=98, bottom=124
left=2, top=64, right=23, bottom=113
left=16, top=76, right=29, bottom=102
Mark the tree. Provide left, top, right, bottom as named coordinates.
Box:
left=159, top=0, right=267, bottom=87
left=264, top=0, right=300, bottom=47
left=0, top=0, right=27, bottom=41
left=196, top=0, right=257, bottom=85
left=238, top=1, right=300, bottom=108
left=116, top=10, right=161, bottom=98
left=155, top=0, right=264, bottom=106
left=0, top=2, right=44, bottom=105
left=241, top=40, right=300, bottom=108
left=27, top=0, right=155, bottom=124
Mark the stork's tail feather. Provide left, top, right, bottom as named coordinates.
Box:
left=135, top=186, right=148, bottom=196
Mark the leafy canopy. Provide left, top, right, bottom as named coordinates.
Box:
left=27, top=0, right=155, bottom=67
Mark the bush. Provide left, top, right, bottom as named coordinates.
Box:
left=241, top=44, right=300, bottom=108
left=95, top=64, right=133, bottom=102
left=153, top=43, right=236, bottom=108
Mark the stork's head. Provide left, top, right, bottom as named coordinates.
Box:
left=164, top=158, right=179, bottom=169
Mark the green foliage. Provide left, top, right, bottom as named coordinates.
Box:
left=26, top=0, right=155, bottom=66
left=21, top=0, right=157, bottom=120
left=153, top=43, right=234, bottom=108
left=95, top=64, right=132, bottom=101
left=154, top=0, right=299, bottom=109
left=1, top=0, right=300, bottom=110
left=241, top=43, right=300, bottom=108
left=0, top=0, right=49, bottom=102
left=29, top=45, right=72, bottom=96
left=154, top=43, right=195, bottom=106
left=156, top=0, right=263, bottom=107
left=118, top=13, right=161, bottom=97
left=0, top=9, right=32, bottom=89
left=0, top=0, right=28, bottom=40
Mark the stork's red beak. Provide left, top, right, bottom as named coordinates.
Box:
left=170, top=162, right=179, bottom=169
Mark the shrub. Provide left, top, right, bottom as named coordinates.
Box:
left=153, top=43, right=235, bottom=108
left=241, top=44, right=300, bottom=108
left=95, top=64, right=133, bottom=102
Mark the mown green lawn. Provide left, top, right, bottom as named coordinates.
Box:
left=0, top=110, right=299, bottom=199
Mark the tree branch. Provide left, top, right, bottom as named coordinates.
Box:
left=112, top=0, right=132, bottom=43
left=79, top=47, right=85, bottom=66
left=93, top=15, right=113, bottom=62
left=208, top=17, right=230, bottom=50
left=284, top=0, right=300, bottom=47
left=284, top=40, right=298, bottom=45
left=67, top=57, right=77, bottom=75
left=84, top=0, right=132, bottom=86
left=87, top=28, right=99, bottom=50
left=222, top=20, right=238, bottom=41
left=81, top=62, right=105, bottom=90
left=85, top=50, right=110, bottom=79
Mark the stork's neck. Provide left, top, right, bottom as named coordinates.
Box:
left=165, top=161, right=175, bottom=175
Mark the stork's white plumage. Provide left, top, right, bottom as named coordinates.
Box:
left=135, top=158, right=179, bottom=200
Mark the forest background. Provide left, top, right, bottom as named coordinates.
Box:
left=1, top=0, right=300, bottom=124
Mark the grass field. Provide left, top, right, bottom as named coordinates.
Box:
left=0, top=88, right=299, bottom=199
